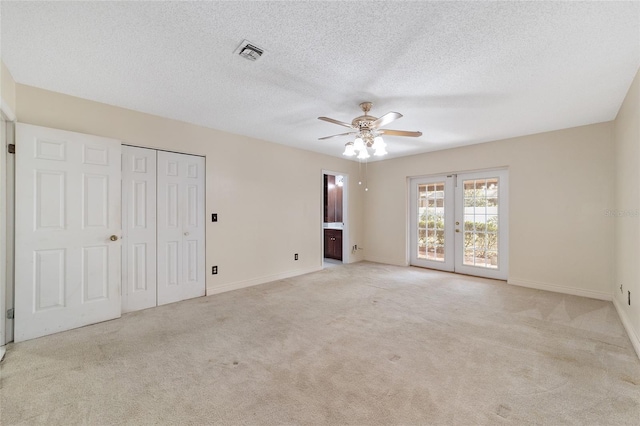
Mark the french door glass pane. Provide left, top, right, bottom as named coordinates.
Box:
left=417, top=182, right=446, bottom=262
left=462, top=178, right=499, bottom=268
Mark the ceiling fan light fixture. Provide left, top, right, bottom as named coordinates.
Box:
left=317, top=101, right=422, bottom=160
left=343, top=142, right=356, bottom=157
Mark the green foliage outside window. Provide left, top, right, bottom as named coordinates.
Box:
left=418, top=211, right=498, bottom=258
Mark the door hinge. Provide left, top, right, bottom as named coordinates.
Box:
left=6, top=308, right=14, bottom=319
left=8, top=144, right=15, bottom=154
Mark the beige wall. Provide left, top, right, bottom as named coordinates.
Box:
left=614, top=67, right=640, bottom=355
left=1, top=61, right=16, bottom=117
left=15, top=84, right=365, bottom=294
left=365, top=122, right=615, bottom=299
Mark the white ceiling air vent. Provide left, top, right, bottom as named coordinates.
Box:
left=234, top=39, right=264, bottom=62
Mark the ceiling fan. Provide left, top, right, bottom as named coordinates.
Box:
left=318, top=102, right=422, bottom=158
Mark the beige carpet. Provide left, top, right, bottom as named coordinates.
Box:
left=1, top=262, right=639, bottom=425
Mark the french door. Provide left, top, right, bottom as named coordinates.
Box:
left=410, top=169, right=508, bottom=280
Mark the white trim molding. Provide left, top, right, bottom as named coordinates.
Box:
left=206, top=267, right=321, bottom=296
left=507, top=277, right=612, bottom=301
left=0, top=99, right=16, bottom=122
left=613, top=297, right=640, bottom=360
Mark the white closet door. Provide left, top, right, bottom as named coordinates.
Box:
left=122, top=146, right=157, bottom=313
left=14, top=123, right=122, bottom=342
left=156, top=151, right=205, bottom=305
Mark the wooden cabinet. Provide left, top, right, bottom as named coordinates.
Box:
left=324, top=174, right=343, bottom=223
left=324, top=229, right=343, bottom=260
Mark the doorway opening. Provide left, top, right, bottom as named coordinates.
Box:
left=322, top=171, right=348, bottom=268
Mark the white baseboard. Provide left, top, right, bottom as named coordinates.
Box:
left=206, top=267, right=322, bottom=296
left=613, top=297, right=640, bottom=360
left=507, top=277, right=612, bottom=301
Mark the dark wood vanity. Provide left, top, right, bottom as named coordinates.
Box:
left=324, top=228, right=343, bottom=260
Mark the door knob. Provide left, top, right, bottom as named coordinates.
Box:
left=455, top=229, right=460, bottom=233
left=184, top=232, right=190, bottom=236
left=110, top=235, right=118, bottom=241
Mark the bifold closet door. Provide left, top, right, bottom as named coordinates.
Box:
left=122, top=146, right=157, bottom=313
left=156, top=151, right=205, bottom=305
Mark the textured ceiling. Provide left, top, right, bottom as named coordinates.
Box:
left=1, top=1, right=639, bottom=161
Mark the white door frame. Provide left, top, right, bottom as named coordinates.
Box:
left=321, top=169, right=349, bottom=264
left=1, top=102, right=16, bottom=354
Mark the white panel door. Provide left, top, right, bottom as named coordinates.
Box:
left=15, top=123, right=122, bottom=342
left=156, top=151, right=205, bottom=305
left=122, top=146, right=157, bottom=313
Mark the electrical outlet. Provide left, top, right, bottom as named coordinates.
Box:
left=628, top=290, right=631, bottom=306
left=212, top=213, right=218, bottom=222
left=294, top=253, right=298, bottom=261
left=212, top=265, right=218, bottom=275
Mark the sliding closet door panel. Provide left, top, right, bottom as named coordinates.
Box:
left=157, top=151, right=205, bottom=305
left=122, top=146, right=157, bottom=313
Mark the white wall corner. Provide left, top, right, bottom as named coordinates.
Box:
left=206, top=266, right=322, bottom=296
left=613, top=297, right=640, bottom=360
left=507, top=277, right=612, bottom=301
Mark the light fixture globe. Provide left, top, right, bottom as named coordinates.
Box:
left=357, top=149, right=370, bottom=160
left=372, top=136, right=385, bottom=149
left=373, top=146, right=388, bottom=156
left=342, top=142, right=356, bottom=157
left=353, top=136, right=365, bottom=151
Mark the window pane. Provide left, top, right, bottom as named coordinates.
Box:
left=462, top=178, right=500, bottom=269
left=416, top=181, right=446, bottom=263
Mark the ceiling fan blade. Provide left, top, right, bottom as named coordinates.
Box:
left=318, top=132, right=356, bottom=140
left=370, top=112, right=402, bottom=129
left=380, top=129, right=423, bottom=137
left=318, top=116, right=354, bottom=129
